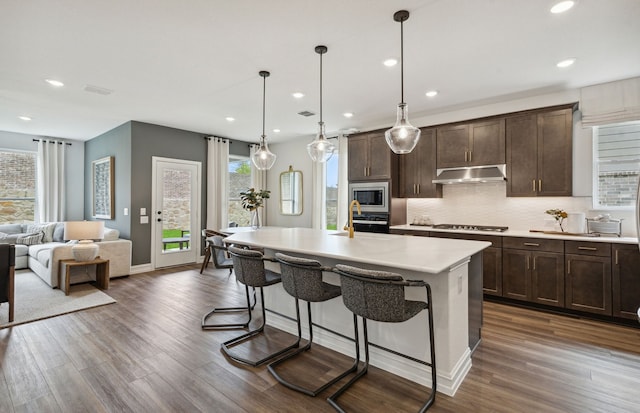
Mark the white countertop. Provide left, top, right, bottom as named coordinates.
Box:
left=390, top=224, right=639, bottom=245
left=224, top=227, right=490, bottom=274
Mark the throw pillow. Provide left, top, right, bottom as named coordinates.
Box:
left=0, top=231, right=8, bottom=240
left=16, top=231, right=44, bottom=245
left=102, top=227, right=120, bottom=241
left=52, top=223, right=65, bottom=242
left=27, top=223, right=57, bottom=243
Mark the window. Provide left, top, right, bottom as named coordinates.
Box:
left=326, top=153, right=339, bottom=230
left=592, top=121, right=640, bottom=209
left=228, top=156, right=252, bottom=226
left=0, top=150, right=37, bottom=224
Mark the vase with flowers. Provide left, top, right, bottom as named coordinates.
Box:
left=545, top=208, right=568, bottom=232
left=240, top=188, right=270, bottom=229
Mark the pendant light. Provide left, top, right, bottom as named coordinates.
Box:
left=307, top=45, right=336, bottom=162
left=384, top=10, right=421, bottom=154
left=252, top=70, right=277, bottom=170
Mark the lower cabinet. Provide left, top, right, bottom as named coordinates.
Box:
left=612, top=244, right=640, bottom=320
left=565, top=241, right=612, bottom=316
left=502, top=248, right=564, bottom=307
left=502, top=237, right=565, bottom=307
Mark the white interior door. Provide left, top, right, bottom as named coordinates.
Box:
left=152, top=157, right=201, bottom=268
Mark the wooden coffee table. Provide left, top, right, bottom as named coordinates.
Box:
left=59, top=257, right=109, bottom=295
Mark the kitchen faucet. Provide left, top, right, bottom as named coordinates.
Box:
left=344, top=199, right=362, bottom=238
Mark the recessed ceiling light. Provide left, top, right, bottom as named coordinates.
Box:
left=292, top=92, right=305, bottom=99
left=556, top=58, right=576, bottom=68
left=45, top=79, right=64, bottom=87
left=383, top=59, right=398, bottom=67
left=273, top=129, right=281, bottom=133
left=19, top=116, right=32, bottom=121
left=425, top=90, right=438, bottom=97
left=550, top=1, right=575, bottom=14
left=343, top=112, right=354, bottom=118
left=225, top=116, right=235, bottom=122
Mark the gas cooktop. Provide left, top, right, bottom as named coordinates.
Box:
left=430, top=224, right=509, bottom=232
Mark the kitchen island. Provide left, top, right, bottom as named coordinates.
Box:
left=224, top=227, right=490, bottom=396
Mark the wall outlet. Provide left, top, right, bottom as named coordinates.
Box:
left=140, top=216, right=149, bottom=224
left=140, top=207, right=147, bottom=216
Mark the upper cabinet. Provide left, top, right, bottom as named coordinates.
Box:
left=348, top=130, right=395, bottom=181
left=436, top=119, right=505, bottom=168
left=506, top=106, right=574, bottom=197
left=399, top=128, right=442, bottom=198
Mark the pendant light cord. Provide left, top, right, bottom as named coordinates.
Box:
left=319, top=51, right=323, bottom=123
left=400, top=18, right=404, bottom=104
left=262, top=74, right=266, bottom=138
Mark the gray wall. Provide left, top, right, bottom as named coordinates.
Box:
left=0, top=130, right=85, bottom=220
left=84, top=122, right=132, bottom=238
left=129, top=121, right=208, bottom=265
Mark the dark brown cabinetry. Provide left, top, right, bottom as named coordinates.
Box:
left=436, top=119, right=505, bottom=168
left=348, top=130, right=394, bottom=181
left=506, top=107, right=573, bottom=197
left=399, top=128, right=442, bottom=198
left=565, top=241, right=612, bottom=316
left=502, top=237, right=564, bottom=307
left=612, top=244, right=640, bottom=319
left=429, top=232, right=502, bottom=296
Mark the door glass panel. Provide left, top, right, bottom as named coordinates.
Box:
left=162, top=168, right=192, bottom=253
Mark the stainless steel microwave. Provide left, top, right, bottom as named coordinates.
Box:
left=349, top=181, right=389, bottom=213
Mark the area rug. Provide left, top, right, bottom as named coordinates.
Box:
left=0, top=269, right=116, bottom=329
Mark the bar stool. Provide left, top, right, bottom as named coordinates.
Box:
left=221, top=246, right=299, bottom=366
left=329, top=264, right=437, bottom=413
left=267, top=253, right=358, bottom=396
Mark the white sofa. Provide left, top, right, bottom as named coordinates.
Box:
left=0, top=222, right=132, bottom=288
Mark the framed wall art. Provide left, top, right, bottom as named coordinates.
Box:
left=92, top=156, right=114, bottom=219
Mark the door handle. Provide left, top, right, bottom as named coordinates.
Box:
left=157, top=218, right=162, bottom=222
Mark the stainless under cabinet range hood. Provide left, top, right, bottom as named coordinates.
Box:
left=432, top=164, right=506, bottom=184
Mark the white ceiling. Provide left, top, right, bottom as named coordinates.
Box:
left=1, top=0, right=639, bottom=143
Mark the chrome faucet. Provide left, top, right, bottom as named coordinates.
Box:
left=344, top=199, right=362, bottom=238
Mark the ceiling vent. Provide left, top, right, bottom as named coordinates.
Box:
left=83, top=84, right=114, bottom=96
left=297, top=110, right=316, bottom=117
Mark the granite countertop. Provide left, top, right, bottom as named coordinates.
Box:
left=224, top=227, right=490, bottom=274
left=390, top=224, right=639, bottom=245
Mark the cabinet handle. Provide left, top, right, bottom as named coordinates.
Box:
left=469, top=150, right=472, bottom=162
left=364, top=167, right=367, bottom=177
left=532, top=179, right=536, bottom=192
left=464, top=150, right=468, bottom=162
left=615, top=249, right=619, bottom=265
left=538, top=179, right=542, bottom=192
left=413, top=184, right=416, bottom=194
left=533, top=256, right=536, bottom=270
left=567, top=259, right=571, bottom=274
left=526, top=256, right=530, bottom=270
left=578, top=246, right=597, bottom=251
left=417, top=183, right=420, bottom=194
left=523, top=242, right=540, bottom=247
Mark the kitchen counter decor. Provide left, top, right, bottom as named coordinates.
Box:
left=545, top=208, right=568, bottom=232
left=240, top=188, right=270, bottom=229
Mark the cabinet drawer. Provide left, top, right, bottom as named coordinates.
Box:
left=429, top=231, right=502, bottom=248
left=502, top=237, right=564, bottom=253
left=565, top=241, right=611, bottom=257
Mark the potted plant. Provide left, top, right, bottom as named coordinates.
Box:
left=545, top=208, right=568, bottom=232
left=240, top=188, right=270, bottom=229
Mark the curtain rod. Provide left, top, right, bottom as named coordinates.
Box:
left=32, top=139, right=72, bottom=146
left=204, top=136, right=231, bottom=143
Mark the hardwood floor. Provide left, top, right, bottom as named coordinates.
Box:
left=1, top=265, right=639, bottom=412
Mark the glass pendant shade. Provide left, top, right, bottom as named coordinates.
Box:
left=252, top=135, right=277, bottom=170
left=307, top=121, right=336, bottom=162
left=385, top=103, right=421, bottom=154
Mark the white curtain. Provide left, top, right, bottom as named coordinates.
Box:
left=250, top=144, right=268, bottom=225
left=311, top=155, right=327, bottom=229
left=336, top=134, right=349, bottom=230
left=37, top=139, right=66, bottom=222
left=206, top=137, right=229, bottom=230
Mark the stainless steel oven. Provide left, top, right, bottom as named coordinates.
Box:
left=349, top=181, right=389, bottom=213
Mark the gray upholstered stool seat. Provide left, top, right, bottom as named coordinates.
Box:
left=328, top=264, right=437, bottom=413
left=267, top=253, right=357, bottom=396
left=219, top=246, right=299, bottom=366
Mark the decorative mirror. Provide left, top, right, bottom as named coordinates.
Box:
left=280, top=165, right=303, bottom=215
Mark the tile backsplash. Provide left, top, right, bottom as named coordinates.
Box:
left=406, top=182, right=637, bottom=237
